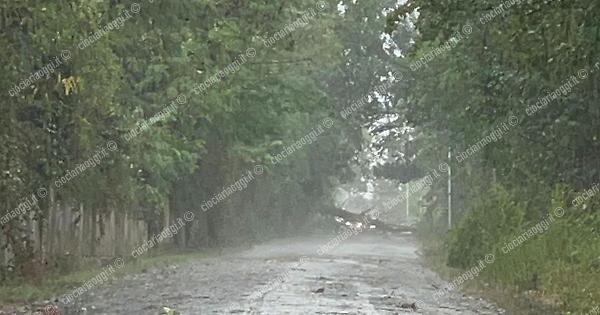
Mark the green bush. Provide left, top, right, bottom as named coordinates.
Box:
left=447, top=186, right=526, bottom=269
left=444, top=184, right=600, bottom=313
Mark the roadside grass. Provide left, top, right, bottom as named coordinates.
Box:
left=418, top=232, right=561, bottom=315
left=0, top=249, right=218, bottom=304
left=418, top=186, right=600, bottom=314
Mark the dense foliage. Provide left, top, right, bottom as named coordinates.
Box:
left=0, top=0, right=376, bottom=279
left=384, top=0, right=600, bottom=312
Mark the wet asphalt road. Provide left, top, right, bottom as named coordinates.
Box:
left=57, top=233, right=504, bottom=314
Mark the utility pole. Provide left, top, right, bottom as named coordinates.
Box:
left=447, top=146, right=452, bottom=229
left=406, top=183, right=410, bottom=222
